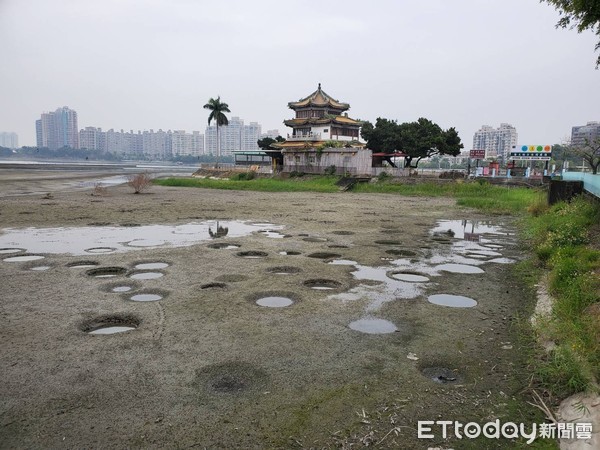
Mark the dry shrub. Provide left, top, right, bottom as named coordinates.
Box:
left=127, top=172, right=153, bottom=194
left=91, top=183, right=109, bottom=197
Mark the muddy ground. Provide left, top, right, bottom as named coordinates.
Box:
left=0, top=171, right=542, bottom=449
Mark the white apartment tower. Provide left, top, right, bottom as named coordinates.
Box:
left=472, top=123, right=518, bottom=160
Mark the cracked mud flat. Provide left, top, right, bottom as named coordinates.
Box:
left=0, top=176, right=537, bottom=448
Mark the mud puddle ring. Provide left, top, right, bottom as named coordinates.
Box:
left=237, top=250, right=268, bottom=259
left=101, top=281, right=140, bottom=293
left=200, top=282, right=228, bottom=289
left=385, top=249, right=418, bottom=257
left=306, top=252, right=342, bottom=260
left=80, top=314, right=140, bottom=335
left=328, top=245, right=349, bottom=249
left=67, top=260, right=99, bottom=269
left=28, top=264, right=52, bottom=271
left=278, top=250, right=301, bottom=256
left=208, top=242, right=241, bottom=250
left=420, top=366, right=463, bottom=384
left=331, top=231, right=355, bottom=236
left=374, top=240, right=403, bottom=246
left=128, top=289, right=168, bottom=302
left=3, top=254, right=46, bottom=263
left=303, top=278, right=343, bottom=290
left=266, top=266, right=302, bottom=275
left=215, top=274, right=249, bottom=283
left=86, top=266, right=127, bottom=279
left=195, top=361, right=269, bottom=395
left=302, top=237, right=328, bottom=243
left=248, top=291, right=299, bottom=308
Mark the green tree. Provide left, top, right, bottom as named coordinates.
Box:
left=257, top=135, right=284, bottom=150
left=541, top=0, right=600, bottom=67
left=203, top=96, right=230, bottom=168
left=361, top=117, right=463, bottom=168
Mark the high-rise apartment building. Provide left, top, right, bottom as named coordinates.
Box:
left=472, top=123, right=518, bottom=160
left=206, top=117, right=260, bottom=157
left=0, top=132, right=18, bottom=149
left=36, top=106, right=79, bottom=150
left=261, top=129, right=281, bottom=139
left=571, top=121, right=600, bottom=147
left=171, top=130, right=204, bottom=157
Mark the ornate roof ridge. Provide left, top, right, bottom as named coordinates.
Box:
left=288, top=83, right=350, bottom=110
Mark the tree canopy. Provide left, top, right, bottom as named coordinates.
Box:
left=257, top=136, right=285, bottom=150
left=571, top=137, right=600, bottom=174
left=541, top=0, right=600, bottom=67
left=361, top=117, right=463, bottom=168
left=203, top=96, right=230, bottom=127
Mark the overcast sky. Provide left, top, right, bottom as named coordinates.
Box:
left=1, top=0, right=598, bottom=148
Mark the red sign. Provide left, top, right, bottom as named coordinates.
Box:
left=470, top=149, right=486, bottom=159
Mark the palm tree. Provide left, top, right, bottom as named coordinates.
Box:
left=203, top=96, right=230, bottom=169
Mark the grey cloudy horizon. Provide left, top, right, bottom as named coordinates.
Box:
left=1, top=0, right=598, bottom=148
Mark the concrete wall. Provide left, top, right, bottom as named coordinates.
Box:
left=283, top=148, right=373, bottom=175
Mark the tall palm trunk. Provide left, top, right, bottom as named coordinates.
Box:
left=216, top=123, right=220, bottom=169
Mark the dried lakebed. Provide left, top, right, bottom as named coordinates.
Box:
left=0, top=183, right=537, bottom=448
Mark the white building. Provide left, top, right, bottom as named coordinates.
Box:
left=172, top=130, right=204, bottom=157
left=206, top=117, right=261, bottom=157
left=0, top=132, right=18, bottom=149
left=472, top=123, right=518, bottom=161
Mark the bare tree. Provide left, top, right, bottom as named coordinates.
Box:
left=571, top=137, right=600, bottom=174
left=127, top=172, right=153, bottom=194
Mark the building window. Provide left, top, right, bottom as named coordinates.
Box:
left=323, top=129, right=328, bottom=133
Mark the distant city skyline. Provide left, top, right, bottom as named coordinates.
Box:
left=1, top=1, right=598, bottom=148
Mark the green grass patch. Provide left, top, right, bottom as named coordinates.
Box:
left=523, top=197, right=600, bottom=397
left=155, top=176, right=340, bottom=193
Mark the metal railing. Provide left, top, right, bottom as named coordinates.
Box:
left=286, top=132, right=321, bottom=141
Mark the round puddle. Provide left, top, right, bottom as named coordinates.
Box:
left=129, top=271, right=164, bottom=280
left=81, top=314, right=140, bottom=335
left=307, top=252, right=342, bottom=260
left=464, top=253, right=489, bottom=259
left=303, top=279, right=342, bottom=290
left=127, top=239, right=166, bottom=247
left=3, top=254, right=45, bottom=262
left=436, top=264, right=484, bottom=274
left=302, top=237, right=328, bottom=242
left=86, top=267, right=127, bottom=278
left=428, top=294, right=477, bottom=308
left=390, top=272, right=429, bottom=282
left=0, top=248, right=25, bottom=255
left=112, top=285, right=133, bottom=293
left=278, top=250, right=301, bottom=256
left=130, top=293, right=163, bottom=302
left=201, top=282, right=227, bottom=289
left=421, top=367, right=461, bottom=384
left=134, top=262, right=169, bottom=270
left=487, top=257, right=516, bottom=264
left=375, top=240, right=403, bottom=246
left=348, top=318, right=398, bottom=334
left=215, top=274, right=248, bottom=282
left=67, top=261, right=99, bottom=269
left=256, top=296, right=293, bottom=308
left=237, top=251, right=268, bottom=259
left=30, top=265, right=51, bottom=271
left=483, top=244, right=503, bottom=249
left=85, top=247, right=117, bottom=254
left=208, top=242, right=241, bottom=249
left=196, top=361, right=268, bottom=395
left=266, top=266, right=301, bottom=275
left=385, top=249, right=417, bottom=257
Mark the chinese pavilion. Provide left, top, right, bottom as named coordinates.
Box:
left=277, top=83, right=363, bottom=149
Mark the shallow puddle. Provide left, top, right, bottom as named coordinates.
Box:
left=30, top=265, right=51, bottom=271
left=390, top=272, right=429, bottom=283
left=303, top=279, right=342, bottom=290
left=487, top=257, right=516, bottom=264
left=134, top=262, right=169, bottom=270
left=3, top=255, right=45, bottom=262
left=112, top=285, right=133, bottom=293
left=430, top=219, right=510, bottom=240
left=87, top=267, right=126, bottom=278
left=89, top=326, right=136, bottom=335
left=328, top=259, right=358, bottom=266
left=129, top=272, right=164, bottom=280
left=0, top=248, right=24, bottom=254
left=130, top=293, right=162, bottom=302
left=208, top=243, right=241, bottom=249
left=348, top=317, right=398, bottom=334
left=237, top=251, right=268, bottom=259
left=435, top=263, right=484, bottom=274
left=256, top=296, right=293, bottom=308
left=267, top=266, right=301, bottom=275
left=428, top=294, right=477, bottom=308
left=0, top=221, right=284, bottom=255
left=278, top=251, right=301, bottom=256
left=68, top=261, right=99, bottom=269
